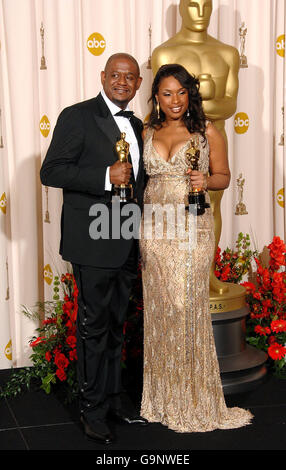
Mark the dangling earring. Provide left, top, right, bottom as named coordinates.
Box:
left=186, top=109, right=190, bottom=118
left=156, top=101, right=160, bottom=120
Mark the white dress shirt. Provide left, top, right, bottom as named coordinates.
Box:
left=100, top=90, right=140, bottom=191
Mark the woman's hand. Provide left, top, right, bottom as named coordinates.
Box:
left=186, top=169, right=207, bottom=190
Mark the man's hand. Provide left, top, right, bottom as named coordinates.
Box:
left=110, top=160, right=132, bottom=185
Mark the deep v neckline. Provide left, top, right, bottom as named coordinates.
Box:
left=151, top=129, right=195, bottom=163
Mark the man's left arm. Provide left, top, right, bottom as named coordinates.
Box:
left=40, top=106, right=107, bottom=196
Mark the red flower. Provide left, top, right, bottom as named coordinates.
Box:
left=268, top=335, right=277, bottom=344
left=30, top=336, right=46, bottom=348
left=270, top=319, right=286, bottom=333
left=45, top=351, right=52, bottom=362
left=268, top=342, right=286, bottom=360
left=66, top=335, right=77, bottom=349
left=69, top=349, right=77, bottom=361
left=54, top=352, right=69, bottom=369
left=272, top=272, right=285, bottom=288
left=254, top=325, right=271, bottom=336
left=43, top=318, right=57, bottom=325
left=268, top=236, right=286, bottom=270
left=215, top=247, right=222, bottom=265
left=63, top=300, right=74, bottom=314
left=242, top=281, right=256, bottom=293
left=220, top=264, right=231, bottom=281
left=56, top=368, right=67, bottom=381
left=262, top=299, right=272, bottom=308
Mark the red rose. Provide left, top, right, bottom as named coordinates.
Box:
left=66, top=335, right=77, bottom=349
left=56, top=368, right=67, bottom=381
left=54, top=352, right=69, bottom=369
left=45, top=351, right=52, bottom=362
left=69, top=349, right=78, bottom=361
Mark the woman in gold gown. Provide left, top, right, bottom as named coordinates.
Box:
left=139, top=64, right=253, bottom=432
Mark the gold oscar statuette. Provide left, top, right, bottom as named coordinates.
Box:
left=239, top=22, right=248, bottom=69
left=113, top=132, right=134, bottom=202
left=151, top=0, right=246, bottom=312
left=150, top=2, right=269, bottom=389
left=235, top=173, right=248, bottom=215
left=44, top=186, right=50, bottom=223
left=185, top=137, right=209, bottom=215
left=40, top=22, right=47, bottom=70
left=147, top=24, right=152, bottom=69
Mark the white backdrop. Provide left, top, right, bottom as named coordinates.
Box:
left=0, top=0, right=285, bottom=368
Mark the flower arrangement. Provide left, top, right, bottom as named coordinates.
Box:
left=243, top=236, right=286, bottom=378
left=0, top=273, right=79, bottom=402
left=1, top=234, right=286, bottom=402
left=214, top=232, right=256, bottom=283
left=214, top=233, right=286, bottom=377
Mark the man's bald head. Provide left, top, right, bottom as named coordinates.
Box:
left=104, top=53, right=140, bottom=76
left=101, top=53, right=142, bottom=109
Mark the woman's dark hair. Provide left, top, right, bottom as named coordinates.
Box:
left=147, top=63, right=206, bottom=139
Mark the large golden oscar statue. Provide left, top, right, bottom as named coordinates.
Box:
left=151, top=0, right=267, bottom=393
left=151, top=0, right=245, bottom=315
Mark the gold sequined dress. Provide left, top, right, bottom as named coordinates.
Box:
left=139, top=127, right=253, bottom=433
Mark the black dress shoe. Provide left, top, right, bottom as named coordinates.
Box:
left=80, top=415, right=114, bottom=444
left=109, top=409, right=149, bottom=426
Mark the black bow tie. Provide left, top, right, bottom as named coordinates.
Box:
left=115, top=110, right=134, bottom=119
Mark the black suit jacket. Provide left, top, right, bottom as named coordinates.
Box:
left=40, top=93, right=145, bottom=268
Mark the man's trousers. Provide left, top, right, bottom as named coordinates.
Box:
left=72, top=242, right=137, bottom=420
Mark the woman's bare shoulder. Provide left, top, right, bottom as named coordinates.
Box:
left=206, top=121, right=224, bottom=142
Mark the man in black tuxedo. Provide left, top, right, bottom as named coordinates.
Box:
left=40, top=53, right=147, bottom=444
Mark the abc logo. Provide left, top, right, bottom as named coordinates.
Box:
left=40, top=115, right=50, bottom=138
left=0, top=192, right=7, bottom=214
left=276, top=34, right=285, bottom=57
left=234, top=112, right=249, bottom=134
left=277, top=188, right=284, bottom=208
left=5, top=339, right=12, bottom=361
left=44, top=264, right=53, bottom=285
left=87, top=32, right=106, bottom=56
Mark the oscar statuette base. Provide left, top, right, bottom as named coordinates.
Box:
left=210, top=284, right=268, bottom=395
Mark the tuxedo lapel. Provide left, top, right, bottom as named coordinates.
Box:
left=130, top=117, right=144, bottom=183
left=93, top=114, right=122, bottom=151
left=92, top=93, right=144, bottom=186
